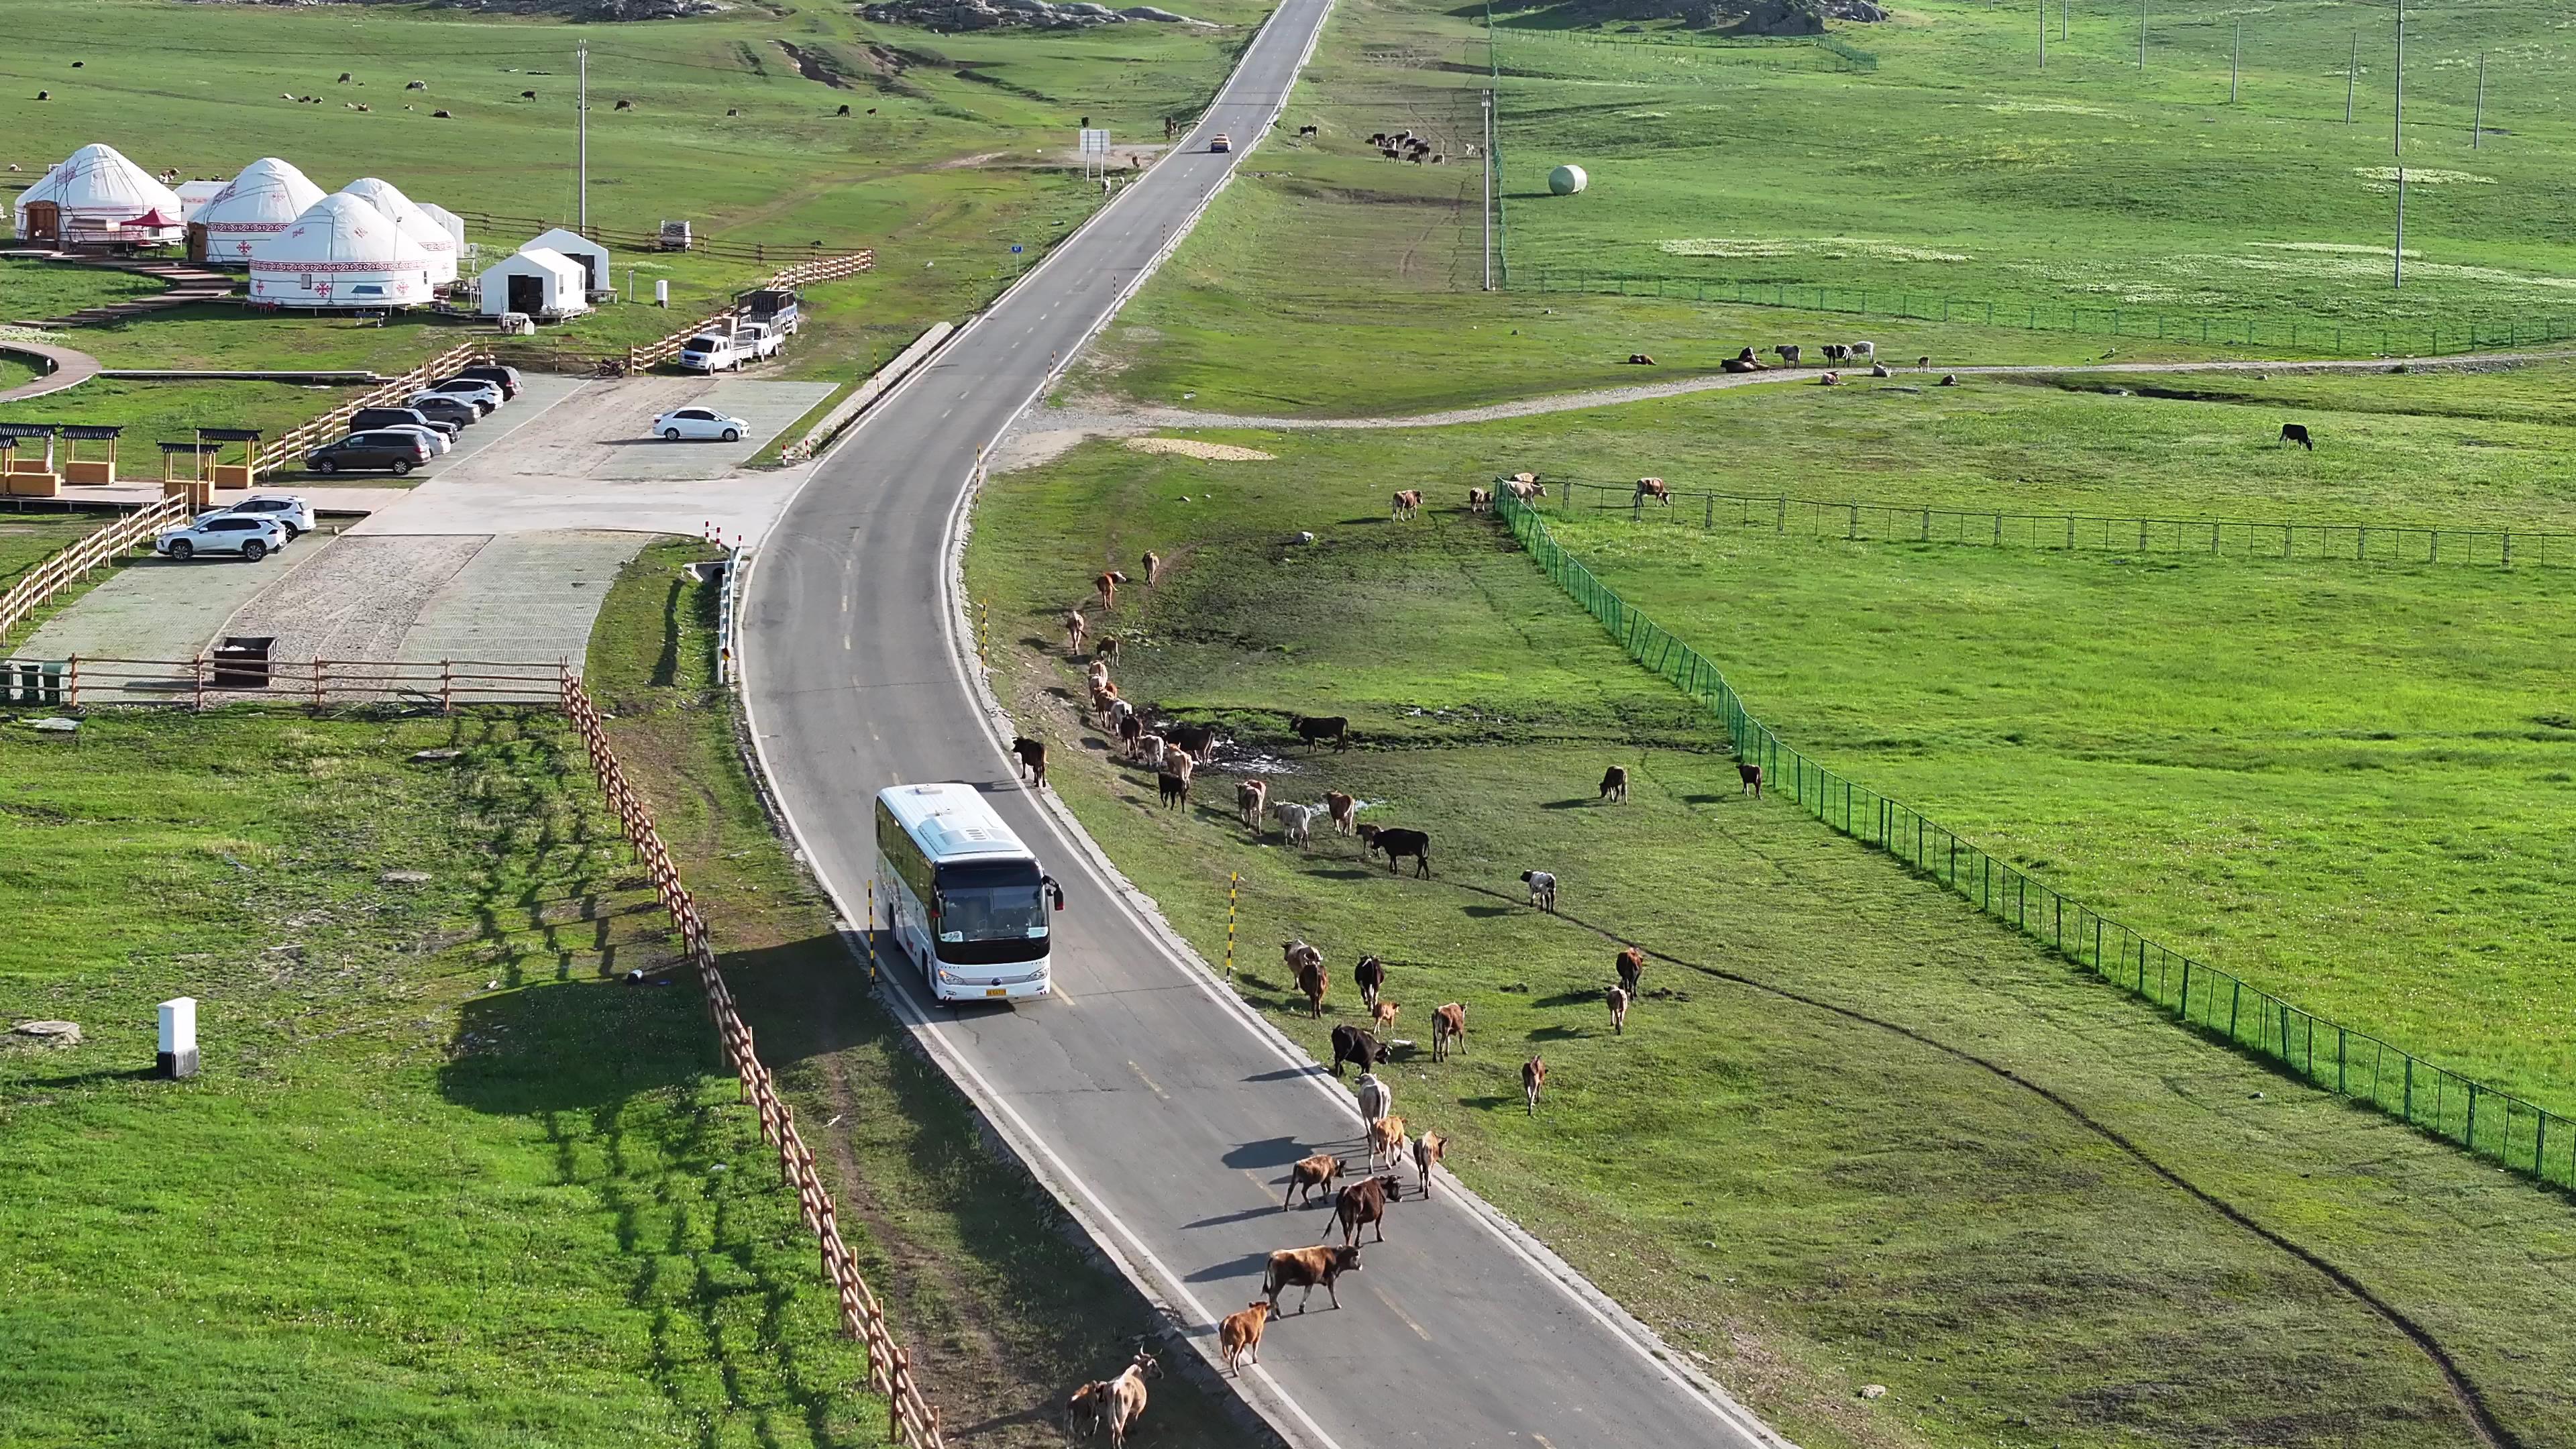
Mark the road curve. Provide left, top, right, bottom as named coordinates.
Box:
left=741, top=5, right=1786, bottom=1448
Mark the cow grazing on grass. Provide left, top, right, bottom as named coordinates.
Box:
left=1356, top=824, right=1432, bottom=878
left=1523, top=1055, right=1548, bottom=1116
left=1504, top=476, right=1546, bottom=503
left=1274, top=800, right=1324, bottom=849
left=1164, top=747, right=1195, bottom=784
left=1607, top=984, right=1631, bottom=1035
left=1369, top=999, right=1399, bottom=1033
left=1134, top=731, right=1165, bottom=767
left=1157, top=771, right=1188, bottom=808
left=1095, top=570, right=1130, bottom=609
left=1283, top=941, right=1326, bottom=1017
left=1599, top=764, right=1629, bottom=802
left=1326, top=790, right=1358, bottom=838
left=1238, top=777, right=1269, bottom=830
left=1850, top=341, right=1876, bottom=360
left=1916, top=355, right=1931, bottom=370
left=1165, top=721, right=1218, bottom=758
left=1291, top=714, right=1348, bottom=751
left=1119, top=712, right=1144, bottom=754
left=1521, top=869, right=1558, bottom=913
left=1095, top=634, right=1121, bottom=665
left=1468, top=486, right=1493, bottom=513
left=1634, top=477, right=1672, bottom=506
left=1413, top=1131, right=1446, bottom=1196
left=1774, top=343, right=1803, bottom=366
left=2280, top=423, right=2314, bottom=451
left=1285, top=1152, right=1344, bottom=1208
left=1353, top=953, right=1385, bottom=1008
left=1366, top=1115, right=1408, bottom=1172
left=1338, top=1173, right=1404, bottom=1244
left=1219, top=1302, right=1272, bottom=1374
left=1737, top=761, right=1763, bottom=798
left=1391, top=489, right=1424, bottom=521
left=1011, top=736, right=1047, bottom=786
left=1142, top=549, right=1163, bottom=585
left=1297, top=123, right=1318, bottom=137
left=1264, top=1244, right=1362, bottom=1313
left=1821, top=343, right=1849, bottom=364
left=1617, top=945, right=1646, bottom=996
left=1331, top=1023, right=1391, bottom=1077
left=1431, top=1002, right=1465, bottom=1061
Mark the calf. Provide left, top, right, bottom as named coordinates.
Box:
left=1337, top=1173, right=1405, bottom=1244
left=1737, top=760, right=1763, bottom=798
left=1095, top=570, right=1130, bottom=609
left=1523, top=1055, right=1548, bottom=1116
left=1850, top=340, right=1876, bottom=360
left=1095, top=635, right=1121, bottom=665
left=1616, top=945, right=1646, bottom=996
left=1011, top=735, right=1048, bottom=787
left=1413, top=1130, right=1446, bottom=1196
left=1353, top=953, right=1387, bottom=1007
left=1819, top=370, right=1841, bottom=386
left=2279, top=423, right=2314, bottom=450
left=1916, top=354, right=1931, bottom=370
left=1330, top=1023, right=1390, bottom=1077
left=1219, top=1302, right=1273, bottom=1375
left=1391, top=488, right=1424, bottom=521
left=1157, top=771, right=1189, bottom=808
left=1467, top=486, right=1493, bottom=513
left=1165, top=747, right=1195, bottom=783
left=1238, top=777, right=1269, bottom=830
left=1284, top=1152, right=1344, bottom=1208
left=1366, top=1115, right=1408, bottom=1172
left=1599, top=764, right=1629, bottom=802
left=1291, top=714, right=1348, bottom=751
left=1119, top=712, right=1144, bottom=754
left=1273, top=800, right=1323, bottom=849
left=1774, top=343, right=1803, bottom=366
left=1940, top=373, right=1960, bottom=387
left=1065, top=608, right=1088, bottom=654
left=1521, top=869, right=1558, bottom=913
left=1634, top=477, right=1672, bottom=506
left=1607, top=983, right=1631, bottom=1036
left=1356, top=824, right=1432, bottom=878
left=1430, top=1002, right=1465, bottom=1061
left=1369, top=999, right=1399, bottom=1033
left=1297, top=955, right=1329, bottom=1018
left=1263, top=1244, right=1363, bottom=1313
left=1354, top=1070, right=1392, bottom=1126
left=1107, top=696, right=1136, bottom=735
left=1142, top=548, right=1163, bottom=584
left=1326, top=790, right=1358, bottom=837
left=1102, top=1350, right=1161, bottom=1449
left=1134, top=731, right=1165, bottom=767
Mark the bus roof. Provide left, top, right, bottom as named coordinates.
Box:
left=876, top=782, right=1034, bottom=864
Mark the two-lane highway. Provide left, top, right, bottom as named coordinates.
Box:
left=741, top=5, right=1787, bottom=1442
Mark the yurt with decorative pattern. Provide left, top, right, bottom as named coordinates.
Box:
left=246, top=193, right=432, bottom=308
left=335, top=177, right=458, bottom=284
left=12, top=143, right=186, bottom=246
left=189, top=158, right=327, bottom=267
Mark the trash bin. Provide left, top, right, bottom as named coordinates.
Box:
left=211, top=635, right=274, bottom=690
left=39, top=660, right=60, bottom=707
left=9, top=659, right=35, bottom=705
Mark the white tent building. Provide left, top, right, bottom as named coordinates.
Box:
left=524, top=226, right=610, bottom=296
left=248, top=193, right=433, bottom=309
left=13, top=143, right=186, bottom=247
left=189, top=158, right=327, bottom=267
left=336, top=177, right=458, bottom=285
left=418, top=202, right=467, bottom=253
left=174, top=180, right=231, bottom=219
left=478, top=246, right=591, bottom=320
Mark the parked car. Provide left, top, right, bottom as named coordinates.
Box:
left=454, top=363, right=523, bottom=400
left=402, top=392, right=482, bottom=429
left=195, top=494, right=316, bottom=538
left=155, top=514, right=288, bottom=562
left=424, top=377, right=505, bottom=412
left=305, top=430, right=432, bottom=476
left=1210, top=133, right=1231, bottom=153
left=652, top=407, right=750, bottom=442
left=677, top=331, right=744, bottom=373
left=352, top=405, right=458, bottom=441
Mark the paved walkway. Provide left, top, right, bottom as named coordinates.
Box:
left=0, top=339, right=103, bottom=402
left=396, top=532, right=643, bottom=675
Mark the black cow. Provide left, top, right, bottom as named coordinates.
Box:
left=1356, top=824, right=1432, bottom=878
left=2279, top=423, right=2313, bottom=451
left=1291, top=714, right=1349, bottom=751
left=1330, top=1024, right=1391, bottom=1077
left=1352, top=953, right=1386, bottom=1008
left=1165, top=721, right=1218, bottom=757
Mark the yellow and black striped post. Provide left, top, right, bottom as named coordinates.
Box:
left=865, top=879, right=878, bottom=984
left=1226, top=873, right=1238, bottom=981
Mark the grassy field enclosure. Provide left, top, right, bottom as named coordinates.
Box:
left=0, top=376, right=364, bottom=455
left=964, top=435, right=2576, bottom=1448
left=3, top=258, right=164, bottom=323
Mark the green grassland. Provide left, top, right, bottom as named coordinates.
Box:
left=0, top=708, right=879, bottom=1448
left=2, top=258, right=163, bottom=323
left=0, top=513, right=148, bottom=649
left=964, top=435, right=2576, bottom=1449
left=0, top=376, right=364, bottom=453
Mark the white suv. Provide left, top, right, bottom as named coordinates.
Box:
left=156, top=515, right=288, bottom=562
left=197, top=494, right=316, bottom=539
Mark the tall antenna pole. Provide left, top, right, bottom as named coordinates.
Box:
left=2347, top=32, right=2357, bottom=123
left=2393, top=11, right=2404, bottom=290
left=2231, top=18, right=2240, bottom=102
left=2059, top=0, right=2066, bottom=43
left=2039, top=0, right=2045, bottom=68
left=2473, top=51, right=2485, bottom=148
left=2138, top=0, right=2146, bottom=71
left=577, top=45, right=589, bottom=231
left=1481, top=89, right=1494, bottom=292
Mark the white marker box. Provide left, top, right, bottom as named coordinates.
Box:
left=158, top=998, right=199, bottom=1079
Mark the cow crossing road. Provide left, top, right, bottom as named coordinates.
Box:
left=741, top=3, right=1786, bottom=1444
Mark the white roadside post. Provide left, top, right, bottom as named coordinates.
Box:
left=158, top=997, right=199, bottom=1079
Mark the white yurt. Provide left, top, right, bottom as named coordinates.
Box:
left=174, top=180, right=231, bottom=219
left=248, top=193, right=433, bottom=309
left=525, top=225, right=611, bottom=295
left=335, top=177, right=458, bottom=285
left=13, top=143, right=186, bottom=247
left=189, top=158, right=327, bottom=267
left=478, top=246, right=590, bottom=320
left=417, top=201, right=467, bottom=253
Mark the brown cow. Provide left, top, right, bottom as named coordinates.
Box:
left=1607, top=983, right=1631, bottom=1036
left=1737, top=761, right=1763, bottom=798
left=1011, top=736, right=1048, bottom=787
left=1100, top=1350, right=1161, bottom=1449
left=1616, top=945, right=1645, bottom=996
left=1095, top=635, right=1120, bottom=664
left=1095, top=570, right=1130, bottom=609
left=1065, top=608, right=1088, bottom=654
left=1366, top=1115, right=1407, bottom=1171
left=1391, top=489, right=1423, bottom=521
left=1599, top=764, right=1629, bottom=802
left=1297, top=957, right=1329, bottom=1018
left=1219, top=1302, right=1272, bottom=1375
left=1720, top=356, right=1762, bottom=374
left=1326, top=790, right=1357, bottom=837
left=1238, top=777, right=1269, bottom=831
left=1634, top=477, right=1672, bottom=506
left=1413, top=1130, right=1446, bottom=1197
left=1284, top=1152, right=1344, bottom=1208
left=1523, top=1055, right=1548, bottom=1116
left=1370, top=999, right=1399, bottom=1033
left=1264, top=1244, right=1363, bottom=1312
left=1142, top=549, right=1163, bottom=585
left=1431, top=1002, right=1465, bottom=1061
left=1337, top=1173, right=1404, bottom=1245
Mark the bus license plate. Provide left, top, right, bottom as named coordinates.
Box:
left=985, top=987, right=1009, bottom=998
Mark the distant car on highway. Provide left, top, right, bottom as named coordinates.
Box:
left=195, top=494, right=315, bottom=539
left=653, top=407, right=749, bottom=443
left=1210, top=133, right=1231, bottom=153
left=155, top=514, right=287, bottom=562
left=306, top=430, right=431, bottom=476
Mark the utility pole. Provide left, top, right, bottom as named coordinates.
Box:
left=2473, top=51, right=2485, bottom=149
left=2347, top=32, right=2357, bottom=123
left=1481, top=89, right=1494, bottom=292
left=2059, top=0, right=2066, bottom=43
left=2230, top=18, right=2240, bottom=102
left=2039, top=0, right=2045, bottom=68
left=577, top=45, right=589, bottom=232
left=2393, top=12, right=2404, bottom=290
left=2138, top=0, right=2147, bottom=72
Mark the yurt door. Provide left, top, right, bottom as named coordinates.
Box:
left=508, top=273, right=545, bottom=316
left=186, top=223, right=209, bottom=262
left=25, top=202, right=60, bottom=242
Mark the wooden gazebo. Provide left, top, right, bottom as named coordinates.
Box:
left=0, top=423, right=59, bottom=498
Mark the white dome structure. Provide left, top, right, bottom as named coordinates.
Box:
left=417, top=202, right=467, bottom=252
left=335, top=177, right=457, bottom=284
left=248, top=193, right=433, bottom=309
left=13, top=143, right=186, bottom=246
left=191, top=158, right=327, bottom=268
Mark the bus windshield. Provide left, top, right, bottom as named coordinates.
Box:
left=934, top=859, right=1048, bottom=963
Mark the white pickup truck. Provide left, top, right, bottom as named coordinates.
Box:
left=677, top=323, right=782, bottom=373
left=734, top=321, right=785, bottom=363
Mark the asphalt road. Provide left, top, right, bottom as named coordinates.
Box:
left=741, top=5, right=1784, bottom=1444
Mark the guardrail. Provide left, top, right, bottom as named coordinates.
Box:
left=627, top=253, right=875, bottom=372
left=257, top=342, right=490, bottom=471
left=0, top=495, right=188, bottom=645
left=560, top=675, right=947, bottom=1448
left=777, top=323, right=955, bottom=464
left=1494, top=486, right=2576, bottom=1193
left=714, top=545, right=745, bottom=686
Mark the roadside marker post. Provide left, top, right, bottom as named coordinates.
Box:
left=1226, top=873, right=1238, bottom=981
left=867, top=879, right=879, bottom=983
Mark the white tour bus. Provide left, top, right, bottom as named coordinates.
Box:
left=874, top=782, right=1064, bottom=1002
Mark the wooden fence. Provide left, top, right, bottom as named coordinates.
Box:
left=0, top=494, right=189, bottom=644
left=561, top=675, right=947, bottom=1449
left=627, top=253, right=875, bottom=371
left=256, top=342, right=492, bottom=471
left=0, top=655, right=566, bottom=708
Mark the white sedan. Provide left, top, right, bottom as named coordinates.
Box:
left=653, top=407, right=749, bottom=442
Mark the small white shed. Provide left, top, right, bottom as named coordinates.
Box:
left=524, top=226, right=611, bottom=294
left=479, top=246, right=591, bottom=319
